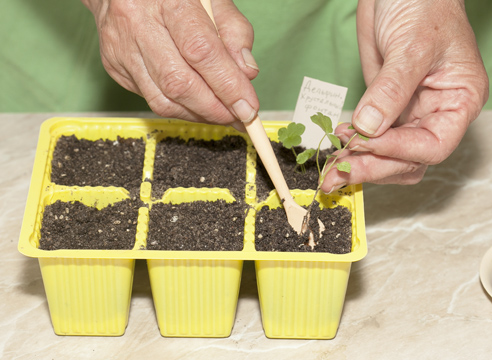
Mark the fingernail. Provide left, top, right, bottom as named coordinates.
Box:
left=349, top=144, right=369, bottom=151
left=241, top=48, right=259, bottom=71
left=334, top=133, right=349, bottom=144
left=354, top=105, right=383, bottom=135
left=232, top=99, right=256, bottom=123
left=230, top=120, right=246, bottom=133
left=324, top=182, right=347, bottom=195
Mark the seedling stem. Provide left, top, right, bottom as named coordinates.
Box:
left=277, top=113, right=367, bottom=248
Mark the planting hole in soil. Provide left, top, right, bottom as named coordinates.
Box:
left=51, top=135, right=145, bottom=189
left=152, top=136, right=247, bottom=199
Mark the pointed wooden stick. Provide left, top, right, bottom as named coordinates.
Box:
left=199, top=0, right=308, bottom=234
left=245, top=116, right=308, bottom=234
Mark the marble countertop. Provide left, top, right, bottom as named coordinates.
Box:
left=2, top=111, right=491, bottom=359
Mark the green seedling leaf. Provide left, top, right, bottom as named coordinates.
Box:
left=336, top=161, right=351, bottom=173
left=296, top=149, right=316, bottom=165
left=347, top=124, right=369, bottom=141
left=310, top=112, right=333, bottom=135
left=328, top=134, right=342, bottom=150
left=278, top=122, right=305, bottom=149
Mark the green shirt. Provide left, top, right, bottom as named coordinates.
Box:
left=1, top=0, right=491, bottom=113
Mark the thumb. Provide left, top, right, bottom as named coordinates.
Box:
left=352, top=59, right=429, bottom=137
left=212, top=0, right=259, bottom=81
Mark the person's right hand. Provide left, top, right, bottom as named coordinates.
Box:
left=81, top=0, right=260, bottom=127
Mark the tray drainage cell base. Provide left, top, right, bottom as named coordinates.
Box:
left=39, top=257, right=135, bottom=336
left=147, top=259, right=243, bottom=337
left=255, top=260, right=351, bottom=339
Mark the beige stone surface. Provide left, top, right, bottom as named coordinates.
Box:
left=2, top=112, right=492, bottom=359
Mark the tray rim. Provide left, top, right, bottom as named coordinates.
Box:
left=18, top=117, right=367, bottom=263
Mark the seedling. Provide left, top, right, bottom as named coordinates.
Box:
left=277, top=112, right=368, bottom=248
left=277, top=122, right=308, bottom=173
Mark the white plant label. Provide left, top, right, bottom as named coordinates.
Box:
left=293, top=76, right=347, bottom=149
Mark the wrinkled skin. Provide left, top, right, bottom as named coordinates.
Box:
left=325, top=0, right=489, bottom=191
left=82, top=0, right=489, bottom=189
left=81, top=0, right=259, bottom=130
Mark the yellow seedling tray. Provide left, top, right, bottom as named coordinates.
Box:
left=18, top=117, right=367, bottom=338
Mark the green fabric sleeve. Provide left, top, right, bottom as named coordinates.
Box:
left=0, top=0, right=490, bottom=113
left=235, top=0, right=364, bottom=111
left=0, top=0, right=148, bottom=112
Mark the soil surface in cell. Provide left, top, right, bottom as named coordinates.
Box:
left=147, top=200, right=247, bottom=251
left=152, top=136, right=247, bottom=199
left=256, top=141, right=335, bottom=200
left=40, top=198, right=143, bottom=250
left=51, top=135, right=145, bottom=189
left=255, top=202, right=352, bottom=253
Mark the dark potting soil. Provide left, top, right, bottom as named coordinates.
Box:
left=147, top=200, right=247, bottom=251
left=45, top=130, right=352, bottom=253
left=256, top=141, right=335, bottom=200
left=255, top=202, right=352, bottom=253
left=39, top=198, right=143, bottom=250
left=51, top=135, right=145, bottom=189
left=152, top=136, right=247, bottom=199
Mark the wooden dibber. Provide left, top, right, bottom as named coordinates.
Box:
left=199, top=0, right=308, bottom=234
left=245, top=117, right=308, bottom=234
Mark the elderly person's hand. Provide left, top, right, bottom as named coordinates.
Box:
left=323, top=0, right=489, bottom=193
left=81, top=0, right=259, bottom=128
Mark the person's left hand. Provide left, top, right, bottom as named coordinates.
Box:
left=321, top=0, right=489, bottom=194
